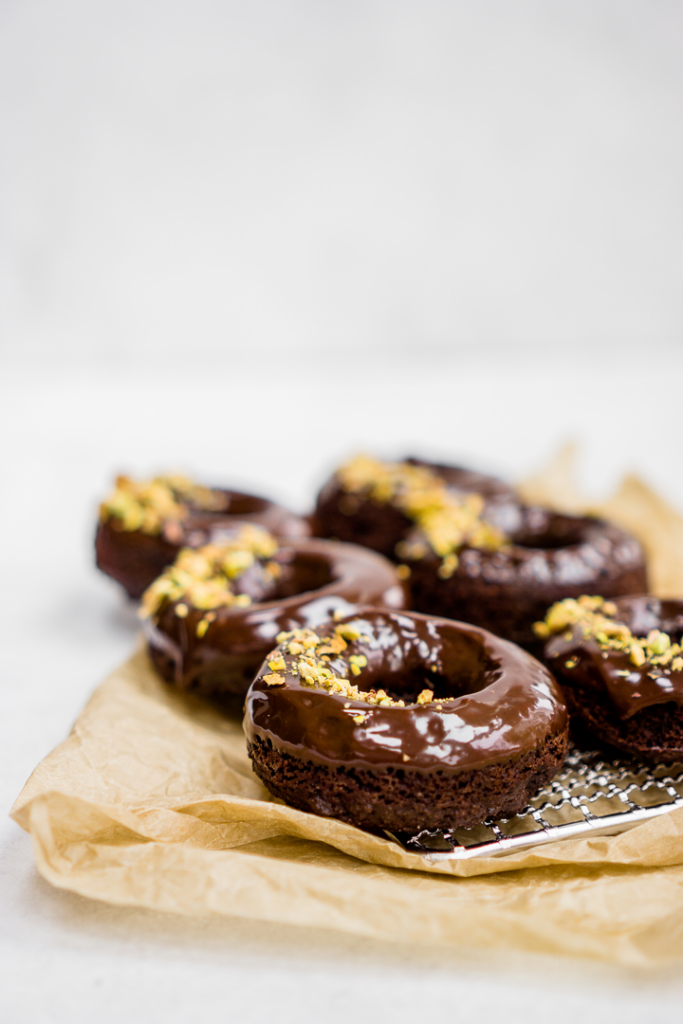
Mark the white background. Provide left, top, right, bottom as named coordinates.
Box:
left=2, top=2, right=683, bottom=1021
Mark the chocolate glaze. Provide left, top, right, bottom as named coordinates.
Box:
left=145, top=540, right=407, bottom=696
left=244, top=608, right=568, bottom=773
left=96, top=487, right=310, bottom=599
left=545, top=596, right=683, bottom=719
left=407, top=509, right=648, bottom=650
left=313, top=458, right=522, bottom=559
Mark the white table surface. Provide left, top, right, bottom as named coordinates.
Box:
left=3, top=352, right=683, bottom=1022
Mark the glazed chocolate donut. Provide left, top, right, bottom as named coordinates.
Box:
left=96, top=473, right=309, bottom=598
left=313, top=455, right=522, bottom=560
left=402, top=505, right=648, bottom=651
left=142, top=525, right=407, bottom=698
left=539, top=595, right=683, bottom=763
left=244, top=608, right=569, bottom=833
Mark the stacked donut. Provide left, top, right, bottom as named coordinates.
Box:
left=94, top=452, right=666, bottom=834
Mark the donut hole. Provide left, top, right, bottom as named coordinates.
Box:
left=229, top=550, right=336, bottom=603
left=512, top=509, right=591, bottom=551
left=181, top=494, right=274, bottom=545
left=371, top=667, right=465, bottom=704
left=353, top=619, right=503, bottom=704
left=222, top=492, right=270, bottom=516
left=271, top=551, right=335, bottom=600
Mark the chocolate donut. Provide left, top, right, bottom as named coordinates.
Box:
left=313, top=455, right=522, bottom=560
left=244, top=608, right=569, bottom=833
left=539, top=595, right=683, bottom=763
left=142, top=525, right=407, bottom=698
left=96, top=474, right=309, bottom=598
left=403, top=505, right=648, bottom=651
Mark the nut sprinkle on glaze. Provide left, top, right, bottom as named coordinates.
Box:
left=337, top=455, right=507, bottom=573
left=96, top=472, right=311, bottom=600
left=264, top=623, right=436, bottom=709
left=534, top=596, right=683, bottom=673
left=100, top=474, right=227, bottom=535
left=142, top=536, right=407, bottom=698
left=139, top=524, right=279, bottom=633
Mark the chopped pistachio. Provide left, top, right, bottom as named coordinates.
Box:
left=349, top=654, right=368, bottom=677
left=99, top=473, right=228, bottom=535
left=437, top=553, right=459, bottom=579
left=536, top=595, right=683, bottom=676
left=335, top=622, right=363, bottom=642
left=222, top=550, right=255, bottom=578
left=335, top=455, right=508, bottom=571
left=630, top=643, right=646, bottom=667
left=261, top=625, right=456, bottom=711
left=138, top=524, right=277, bottom=619
left=647, top=630, right=671, bottom=657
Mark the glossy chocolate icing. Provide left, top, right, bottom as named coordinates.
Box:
left=145, top=540, right=407, bottom=696
left=313, top=457, right=522, bottom=559
left=545, top=596, right=683, bottom=719
left=406, top=509, right=648, bottom=649
left=244, top=609, right=568, bottom=773
left=96, top=486, right=310, bottom=599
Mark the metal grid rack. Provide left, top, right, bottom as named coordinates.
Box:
left=388, top=746, right=683, bottom=862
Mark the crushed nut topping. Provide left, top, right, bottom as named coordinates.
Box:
left=266, top=624, right=455, bottom=713
left=139, top=524, right=278, bottom=621
left=100, top=473, right=228, bottom=535
left=336, top=455, right=507, bottom=571
left=534, top=596, right=683, bottom=673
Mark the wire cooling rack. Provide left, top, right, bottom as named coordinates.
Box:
left=387, top=746, right=683, bottom=861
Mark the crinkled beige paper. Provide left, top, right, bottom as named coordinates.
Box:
left=12, top=450, right=683, bottom=966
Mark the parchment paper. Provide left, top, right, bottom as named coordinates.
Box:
left=12, top=450, right=683, bottom=966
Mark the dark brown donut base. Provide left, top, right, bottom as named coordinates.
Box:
left=247, top=730, right=568, bottom=833
left=406, top=512, right=648, bottom=652
left=563, top=686, right=683, bottom=765
left=95, top=522, right=179, bottom=600
left=96, top=487, right=310, bottom=599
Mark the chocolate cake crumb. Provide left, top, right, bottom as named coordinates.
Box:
left=247, top=731, right=568, bottom=833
